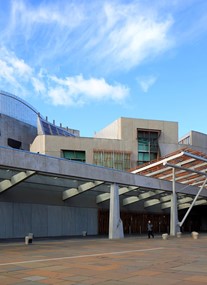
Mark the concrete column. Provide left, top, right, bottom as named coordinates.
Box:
left=170, top=168, right=179, bottom=236
left=109, top=183, right=124, bottom=239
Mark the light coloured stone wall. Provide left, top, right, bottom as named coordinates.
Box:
left=116, top=117, right=178, bottom=144
left=95, top=117, right=178, bottom=143
left=30, top=135, right=46, bottom=154
left=191, top=131, right=207, bottom=151
left=94, top=118, right=121, bottom=139
left=31, top=135, right=131, bottom=159
left=179, top=131, right=207, bottom=154
left=30, top=117, right=179, bottom=169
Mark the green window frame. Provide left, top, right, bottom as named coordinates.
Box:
left=62, top=150, right=86, bottom=162
left=137, top=129, right=160, bottom=165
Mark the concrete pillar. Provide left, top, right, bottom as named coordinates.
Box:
left=170, top=168, right=179, bottom=236
left=109, top=183, right=124, bottom=239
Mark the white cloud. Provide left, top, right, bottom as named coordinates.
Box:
left=0, top=47, right=32, bottom=77
left=137, top=76, right=157, bottom=93
left=47, top=87, right=77, bottom=106
left=0, top=45, right=129, bottom=106
left=48, top=75, right=129, bottom=106
left=0, top=47, right=33, bottom=94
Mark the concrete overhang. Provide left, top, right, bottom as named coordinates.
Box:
left=0, top=146, right=206, bottom=209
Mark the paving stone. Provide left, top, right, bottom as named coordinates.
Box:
left=23, top=275, right=47, bottom=281
left=0, top=235, right=206, bottom=285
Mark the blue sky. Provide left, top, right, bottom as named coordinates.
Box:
left=0, top=0, right=207, bottom=138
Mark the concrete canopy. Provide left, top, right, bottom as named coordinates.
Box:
left=0, top=146, right=206, bottom=212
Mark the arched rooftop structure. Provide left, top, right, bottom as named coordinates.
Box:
left=0, top=90, right=78, bottom=137
left=0, top=90, right=42, bottom=127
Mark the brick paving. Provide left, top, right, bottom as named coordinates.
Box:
left=0, top=234, right=207, bottom=284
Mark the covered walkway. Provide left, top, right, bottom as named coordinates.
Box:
left=0, top=146, right=207, bottom=239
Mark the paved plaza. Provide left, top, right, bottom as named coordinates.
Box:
left=0, top=234, right=207, bottom=285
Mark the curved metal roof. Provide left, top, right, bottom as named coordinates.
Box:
left=0, top=90, right=42, bottom=126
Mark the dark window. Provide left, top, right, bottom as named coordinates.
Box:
left=62, top=150, right=86, bottom=162
left=137, top=129, right=160, bottom=165
left=8, top=138, right=22, bottom=149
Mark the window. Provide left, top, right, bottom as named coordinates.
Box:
left=62, top=150, right=85, bottom=162
left=137, top=129, right=160, bottom=165
left=8, top=138, right=22, bottom=149
left=93, top=150, right=131, bottom=171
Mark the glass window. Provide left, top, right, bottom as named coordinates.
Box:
left=137, top=129, right=160, bottom=165
left=0, top=91, right=39, bottom=127
left=62, top=150, right=86, bottom=162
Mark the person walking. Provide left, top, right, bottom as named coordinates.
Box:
left=147, top=220, right=154, bottom=238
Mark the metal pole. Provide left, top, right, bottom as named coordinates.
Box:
left=179, top=178, right=207, bottom=227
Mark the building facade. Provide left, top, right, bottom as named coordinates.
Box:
left=31, top=117, right=181, bottom=171
left=0, top=90, right=207, bottom=239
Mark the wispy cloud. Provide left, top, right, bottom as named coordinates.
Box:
left=137, top=76, right=157, bottom=93
left=31, top=76, right=46, bottom=94
left=1, top=0, right=175, bottom=73
left=10, top=0, right=84, bottom=28
left=1, top=0, right=207, bottom=74
left=0, top=0, right=207, bottom=107
left=0, top=46, right=33, bottom=95
left=88, top=2, right=174, bottom=71
left=2, top=1, right=85, bottom=68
